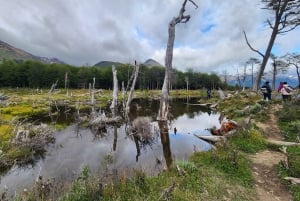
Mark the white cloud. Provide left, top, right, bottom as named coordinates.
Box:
left=0, top=0, right=299, bottom=73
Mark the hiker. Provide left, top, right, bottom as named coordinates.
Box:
left=206, top=88, right=211, bottom=99
left=280, top=82, right=294, bottom=101
left=277, top=82, right=283, bottom=92
left=277, top=82, right=284, bottom=99
left=261, top=81, right=272, bottom=101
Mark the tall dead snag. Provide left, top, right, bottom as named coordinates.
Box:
left=48, top=80, right=58, bottom=95
left=158, top=0, right=198, bottom=121
left=90, top=77, right=96, bottom=105
left=158, top=121, right=173, bottom=170
left=125, top=61, right=139, bottom=112
left=244, top=0, right=300, bottom=91
left=110, top=65, right=118, bottom=110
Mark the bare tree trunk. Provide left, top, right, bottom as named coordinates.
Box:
left=272, top=64, right=276, bottom=90
left=110, top=65, right=118, bottom=110
left=49, top=80, right=58, bottom=94
left=91, top=77, right=95, bottom=105
left=158, top=21, right=174, bottom=120
left=158, top=0, right=198, bottom=121
left=158, top=121, right=173, bottom=170
left=125, top=63, right=139, bottom=111
left=297, top=67, right=300, bottom=89
left=251, top=64, right=254, bottom=89
left=242, top=65, right=246, bottom=91
left=65, top=72, right=69, bottom=96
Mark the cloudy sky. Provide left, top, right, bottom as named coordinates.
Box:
left=0, top=0, right=300, bottom=73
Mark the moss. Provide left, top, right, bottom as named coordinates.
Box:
left=0, top=124, right=12, bottom=140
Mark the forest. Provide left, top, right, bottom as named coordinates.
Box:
left=0, top=59, right=224, bottom=90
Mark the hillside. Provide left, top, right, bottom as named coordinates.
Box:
left=94, top=58, right=162, bottom=68
left=0, top=40, right=64, bottom=64
left=0, top=40, right=35, bottom=61
left=144, top=58, right=162, bottom=67
left=93, top=60, right=123, bottom=67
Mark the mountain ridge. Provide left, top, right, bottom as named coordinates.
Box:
left=0, top=40, right=64, bottom=64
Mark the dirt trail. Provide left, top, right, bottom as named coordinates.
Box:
left=250, top=104, right=293, bottom=201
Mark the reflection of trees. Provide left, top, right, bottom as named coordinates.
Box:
left=113, top=125, right=117, bottom=151
left=126, top=117, right=159, bottom=162
left=129, top=98, right=209, bottom=122
left=158, top=121, right=173, bottom=170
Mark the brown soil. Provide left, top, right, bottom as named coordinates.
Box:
left=251, top=104, right=293, bottom=201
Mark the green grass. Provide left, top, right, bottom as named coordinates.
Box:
left=276, top=100, right=300, bottom=200
left=230, top=127, right=267, bottom=153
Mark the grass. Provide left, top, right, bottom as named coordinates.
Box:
left=276, top=100, right=300, bottom=200
left=230, top=127, right=267, bottom=153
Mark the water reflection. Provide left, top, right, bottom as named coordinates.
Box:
left=0, top=98, right=220, bottom=195
left=158, top=121, right=173, bottom=170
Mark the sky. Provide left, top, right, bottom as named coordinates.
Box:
left=0, top=0, right=300, bottom=74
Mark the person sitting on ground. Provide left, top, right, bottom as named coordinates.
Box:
left=280, top=82, right=294, bottom=101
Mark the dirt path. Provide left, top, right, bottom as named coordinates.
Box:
left=250, top=104, right=293, bottom=201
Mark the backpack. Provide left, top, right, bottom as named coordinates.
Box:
left=284, top=87, right=291, bottom=93
left=261, top=87, right=267, bottom=93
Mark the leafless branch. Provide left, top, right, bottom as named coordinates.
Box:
left=279, top=24, right=299, bottom=33
left=243, top=31, right=264, bottom=58
left=174, top=0, right=198, bottom=24
left=267, top=19, right=274, bottom=29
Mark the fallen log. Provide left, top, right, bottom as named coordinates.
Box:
left=284, top=177, right=300, bottom=185
left=193, top=134, right=224, bottom=144
left=267, top=139, right=300, bottom=146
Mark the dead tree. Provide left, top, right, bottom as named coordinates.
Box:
left=110, top=65, right=118, bottom=110
left=246, top=58, right=261, bottom=89
left=270, top=54, right=288, bottom=90
left=48, top=80, right=58, bottom=94
left=244, top=0, right=300, bottom=91
left=158, top=0, right=198, bottom=121
left=91, top=77, right=96, bottom=105
left=125, top=61, right=140, bottom=112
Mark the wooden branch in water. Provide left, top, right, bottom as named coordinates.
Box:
left=194, top=134, right=225, bottom=144
left=186, top=103, right=218, bottom=109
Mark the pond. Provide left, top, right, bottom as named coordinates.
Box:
left=0, top=97, right=221, bottom=195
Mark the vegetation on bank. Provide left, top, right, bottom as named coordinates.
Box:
left=276, top=101, right=300, bottom=200
left=1, top=88, right=300, bottom=200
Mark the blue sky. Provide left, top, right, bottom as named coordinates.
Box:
left=0, top=0, right=299, bottom=74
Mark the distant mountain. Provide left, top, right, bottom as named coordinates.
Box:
left=143, top=58, right=162, bottom=67
left=93, top=60, right=123, bottom=67
left=93, top=59, right=163, bottom=68
left=0, top=40, right=65, bottom=64
left=228, top=74, right=299, bottom=88
left=0, top=40, right=35, bottom=61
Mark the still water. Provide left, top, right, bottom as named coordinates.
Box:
left=0, top=98, right=221, bottom=194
